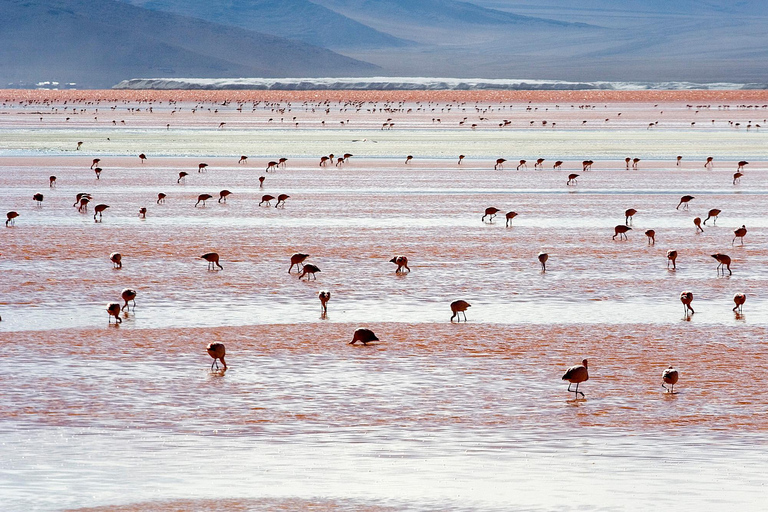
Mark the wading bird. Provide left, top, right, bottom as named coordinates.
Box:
left=318, top=291, right=331, bottom=314
left=195, top=194, right=212, bottom=207
left=93, top=204, right=109, bottom=222
left=680, top=291, right=694, bottom=315
left=350, top=328, right=378, bottom=345
left=676, top=195, right=694, bottom=210
left=107, top=302, right=122, bottom=324
left=482, top=207, right=500, bottom=222
left=218, top=190, right=231, bottom=203
left=390, top=256, right=410, bottom=273
left=121, top=288, right=137, bottom=311
left=562, top=359, right=589, bottom=398
left=201, top=252, right=223, bottom=271
left=206, top=342, right=227, bottom=369
left=275, top=194, right=290, bottom=208
left=625, top=208, right=637, bottom=225
left=733, top=225, right=747, bottom=246
left=567, top=173, right=579, bottom=185
left=662, top=366, right=679, bottom=393
left=667, top=250, right=677, bottom=269
left=711, top=253, right=732, bottom=275
left=613, top=225, right=631, bottom=240
left=259, top=194, right=275, bottom=206
left=110, top=252, right=122, bottom=269
left=157, top=193, right=167, bottom=204
left=289, top=253, right=309, bottom=273
left=538, top=252, right=548, bottom=272
left=450, top=300, right=471, bottom=322
left=645, top=229, right=656, bottom=245
left=693, top=217, right=703, bottom=233
left=505, top=211, right=518, bottom=227
left=299, top=264, right=320, bottom=280
left=703, top=209, right=721, bottom=225
left=494, top=158, right=506, bottom=170
left=733, top=293, right=746, bottom=313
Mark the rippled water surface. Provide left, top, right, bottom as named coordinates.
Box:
left=1, top=96, right=767, bottom=511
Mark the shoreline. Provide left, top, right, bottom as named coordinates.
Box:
left=5, top=89, right=768, bottom=103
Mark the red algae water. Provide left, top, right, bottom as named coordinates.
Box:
left=1, top=91, right=767, bottom=511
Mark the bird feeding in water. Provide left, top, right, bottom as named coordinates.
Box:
left=482, top=207, right=500, bottom=222
left=206, top=342, right=227, bottom=370
left=662, top=367, right=679, bottom=393
left=711, top=253, right=732, bottom=275
left=350, top=328, right=379, bottom=345
left=121, top=288, right=137, bottom=311
left=733, top=293, right=746, bottom=313
left=567, top=173, right=579, bottom=185
left=195, top=194, right=212, bottom=207
left=703, top=209, right=721, bottom=225
left=505, top=211, right=518, bottom=227
left=110, top=252, right=122, bottom=269
left=538, top=252, right=548, bottom=272
left=107, top=303, right=122, bottom=324
left=645, top=229, right=656, bottom=245
left=613, top=225, right=631, bottom=240
left=666, top=250, right=677, bottom=269
left=562, top=359, right=589, bottom=398
left=93, top=204, right=109, bottom=222
left=299, top=264, right=321, bottom=281
left=289, top=253, right=309, bottom=274
left=450, top=300, right=471, bottom=322
left=390, top=256, right=410, bottom=273
left=676, top=195, right=694, bottom=210
left=201, top=252, right=223, bottom=271
left=732, top=225, right=747, bottom=246
left=318, top=291, right=331, bottom=314
left=680, top=291, right=694, bottom=316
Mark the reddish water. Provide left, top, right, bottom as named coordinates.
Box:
left=1, top=94, right=767, bottom=511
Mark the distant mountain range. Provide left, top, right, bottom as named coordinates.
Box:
left=2, top=0, right=766, bottom=88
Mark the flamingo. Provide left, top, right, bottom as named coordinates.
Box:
left=705, top=157, right=714, bottom=168
left=139, top=153, right=147, bottom=163
left=494, top=158, right=506, bottom=170
left=625, top=157, right=631, bottom=169
left=139, top=207, right=147, bottom=219
left=342, top=154, right=352, bottom=163
left=390, top=256, right=410, bottom=273
left=405, top=155, right=413, bottom=164
left=319, top=156, right=330, bottom=166
left=177, top=172, right=188, bottom=184
left=676, top=156, right=682, bottom=166
left=201, top=252, right=223, bottom=271
left=299, top=264, right=321, bottom=280
left=91, top=158, right=100, bottom=169
left=198, top=163, right=208, bottom=172
left=350, top=328, right=378, bottom=345
left=279, top=157, right=288, bottom=167
left=535, top=158, right=545, bottom=169
left=733, top=172, right=743, bottom=184
left=582, top=160, right=593, bottom=171
left=538, top=252, right=548, bottom=272
left=458, top=155, right=465, bottom=165
left=239, top=156, right=248, bottom=164
left=259, top=194, right=275, bottom=206
left=335, top=157, right=344, bottom=167
left=613, top=225, right=631, bottom=240
left=703, top=209, right=721, bottom=225
left=275, top=194, right=290, bottom=208
left=5, top=211, right=19, bottom=227
left=110, top=252, right=122, bottom=269
left=667, top=250, right=677, bottom=269
left=562, top=359, right=589, bottom=398
left=195, top=194, right=212, bottom=207
left=121, top=288, right=137, bottom=311
left=553, top=161, right=563, bottom=170
left=505, top=211, right=518, bottom=227
left=680, top=291, right=694, bottom=315
left=732, top=225, right=747, bottom=246
left=266, top=161, right=278, bottom=172
left=645, top=229, right=656, bottom=245
left=49, top=176, right=57, bottom=187
left=33, top=193, right=44, bottom=205
left=77, top=141, right=83, bottom=150
left=567, top=173, right=579, bottom=185
left=206, top=342, right=227, bottom=369
left=93, top=204, right=109, bottom=222
left=258, top=176, right=265, bottom=187
left=318, top=291, right=331, bottom=314
left=218, top=190, right=231, bottom=203
left=289, top=253, right=309, bottom=273
left=482, top=207, right=500, bottom=222
left=107, top=303, right=122, bottom=324
left=450, top=300, right=471, bottom=322
left=737, top=160, right=748, bottom=170
left=694, top=217, right=704, bottom=232
left=632, top=157, right=640, bottom=169
left=516, top=159, right=527, bottom=170
left=157, top=193, right=167, bottom=204
left=94, top=167, right=102, bottom=179
left=711, top=253, right=732, bottom=275
left=625, top=208, right=637, bottom=225
left=662, top=367, right=679, bottom=393
left=676, top=195, right=694, bottom=210
left=733, top=293, right=746, bottom=313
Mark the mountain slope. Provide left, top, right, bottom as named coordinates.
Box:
left=123, top=0, right=413, bottom=50
left=0, top=0, right=378, bottom=88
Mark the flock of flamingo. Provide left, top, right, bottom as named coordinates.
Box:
left=3, top=95, right=765, bottom=399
